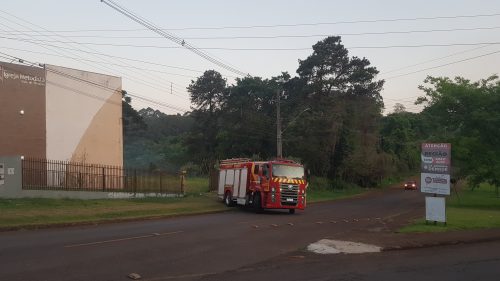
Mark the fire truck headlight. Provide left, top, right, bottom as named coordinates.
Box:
left=271, top=187, right=275, bottom=192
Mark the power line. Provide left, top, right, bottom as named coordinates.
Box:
left=6, top=11, right=500, bottom=32
left=383, top=96, right=420, bottom=102
left=4, top=35, right=500, bottom=51
left=0, top=10, right=191, bottom=98
left=0, top=46, right=198, bottom=79
left=0, top=40, right=236, bottom=78
left=101, top=0, right=248, bottom=77
left=2, top=25, right=500, bottom=40
left=384, top=49, right=500, bottom=80
left=0, top=52, right=189, bottom=113
left=0, top=32, right=189, bottom=98
left=380, top=45, right=492, bottom=75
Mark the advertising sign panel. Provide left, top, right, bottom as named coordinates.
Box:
left=421, top=143, right=451, bottom=195
left=421, top=173, right=451, bottom=195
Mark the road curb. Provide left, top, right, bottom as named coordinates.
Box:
left=0, top=208, right=232, bottom=233
left=382, top=232, right=500, bottom=251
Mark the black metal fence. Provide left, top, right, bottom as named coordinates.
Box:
left=22, top=158, right=184, bottom=194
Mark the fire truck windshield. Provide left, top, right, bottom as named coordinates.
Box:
left=272, top=164, right=304, bottom=179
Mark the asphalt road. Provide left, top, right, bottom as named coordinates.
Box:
left=0, top=188, right=484, bottom=281
left=199, top=239, right=500, bottom=281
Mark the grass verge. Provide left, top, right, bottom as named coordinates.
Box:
left=0, top=195, right=227, bottom=230
left=0, top=177, right=367, bottom=230
left=307, top=188, right=365, bottom=203
left=400, top=183, right=500, bottom=233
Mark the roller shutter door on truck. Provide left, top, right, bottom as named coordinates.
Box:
left=218, top=170, right=226, bottom=198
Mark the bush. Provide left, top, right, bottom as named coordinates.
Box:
left=180, top=162, right=202, bottom=177
left=309, top=177, right=360, bottom=190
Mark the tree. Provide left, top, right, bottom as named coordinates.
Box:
left=185, top=70, right=229, bottom=173
left=291, top=36, right=385, bottom=185
left=188, top=70, right=227, bottom=114
left=417, top=75, right=500, bottom=195
left=122, top=90, right=147, bottom=136
left=380, top=111, right=422, bottom=173
left=393, top=103, right=406, bottom=113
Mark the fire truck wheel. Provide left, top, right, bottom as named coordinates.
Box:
left=253, top=193, right=263, bottom=213
left=288, top=209, right=296, bottom=214
left=224, top=191, right=234, bottom=207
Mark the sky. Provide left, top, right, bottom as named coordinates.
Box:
left=1, top=0, right=500, bottom=114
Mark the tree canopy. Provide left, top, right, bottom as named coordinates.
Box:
left=123, top=36, right=500, bottom=192
left=417, top=75, right=500, bottom=190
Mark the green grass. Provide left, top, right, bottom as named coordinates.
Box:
left=184, top=177, right=210, bottom=195
left=306, top=176, right=366, bottom=202
left=307, top=188, right=365, bottom=203
left=448, top=183, right=500, bottom=210
left=0, top=176, right=367, bottom=230
left=400, top=183, right=500, bottom=233
left=0, top=195, right=226, bottom=229
left=400, top=207, right=500, bottom=233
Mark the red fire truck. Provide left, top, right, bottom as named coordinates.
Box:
left=218, top=158, right=307, bottom=214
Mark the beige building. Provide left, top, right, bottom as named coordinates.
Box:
left=0, top=61, right=123, bottom=166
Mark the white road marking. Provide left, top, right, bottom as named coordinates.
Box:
left=64, top=231, right=183, bottom=248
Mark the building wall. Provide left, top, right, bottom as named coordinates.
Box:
left=45, top=65, right=123, bottom=166
left=0, top=62, right=46, bottom=158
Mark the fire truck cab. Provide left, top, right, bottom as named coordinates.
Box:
left=217, top=158, right=307, bottom=214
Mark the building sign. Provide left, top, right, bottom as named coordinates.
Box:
left=2, top=67, right=45, bottom=86
left=421, top=143, right=451, bottom=195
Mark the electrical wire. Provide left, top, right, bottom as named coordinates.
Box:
left=383, top=49, right=500, bottom=80
left=379, top=45, right=493, bottom=75
left=0, top=41, right=236, bottom=78
left=101, top=0, right=248, bottom=77
left=0, top=52, right=189, bottom=113
left=6, top=11, right=500, bottom=32
left=4, top=35, right=500, bottom=51
left=0, top=46, right=198, bottom=79
left=0, top=10, right=191, bottom=98
left=2, top=25, right=500, bottom=40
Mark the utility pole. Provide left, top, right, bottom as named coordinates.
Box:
left=276, top=89, right=283, bottom=158
left=276, top=88, right=310, bottom=159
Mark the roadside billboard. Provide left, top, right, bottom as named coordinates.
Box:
left=421, top=143, right=451, bottom=195
left=421, top=173, right=450, bottom=195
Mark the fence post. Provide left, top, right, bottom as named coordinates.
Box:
left=102, top=167, right=106, bottom=191
left=124, top=170, right=128, bottom=190
left=133, top=170, right=137, bottom=194
left=159, top=172, right=163, bottom=194
left=180, top=170, right=186, bottom=194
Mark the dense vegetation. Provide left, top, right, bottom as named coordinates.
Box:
left=124, top=36, right=500, bottom=192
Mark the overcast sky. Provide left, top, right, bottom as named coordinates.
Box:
left=1, top=0, right=499, bottom=114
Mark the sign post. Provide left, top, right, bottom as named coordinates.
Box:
left=421, top=143, right=451, bottom=225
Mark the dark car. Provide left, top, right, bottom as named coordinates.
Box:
left=404, top=180, right=418, bottom=190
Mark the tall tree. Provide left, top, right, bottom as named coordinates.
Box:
left=292, top=36, right=385, bottom=184
left=122, top=90, right=147, bottom=136
left=417, top=75, right=500, bottom=194
left=186, top=70, right=228, bottom=173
